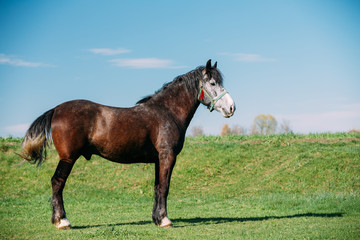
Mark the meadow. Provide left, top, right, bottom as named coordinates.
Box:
left=0, top=133, right=359, bottom=239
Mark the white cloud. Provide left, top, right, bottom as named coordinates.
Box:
left=88, top=48, right=131, bottom=56
left=0, top=54, right=55, bottom=67
left=109, top=58, right=186, bottom=69
left=4, top=123, right=30, bottom=134
left=221, top=52, right=276, bottom=62
left=274, top=104, right=360, bottom=133
left=88, top=48, right=185, bottom=69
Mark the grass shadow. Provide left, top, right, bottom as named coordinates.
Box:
left=72, top=212, right=343, bottom=229
left=172, top=212, right=344, bottom=226
left=72, top=220, right=152, bottom=229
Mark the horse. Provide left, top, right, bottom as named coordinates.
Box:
left=20, top=59, right=235, bottom=229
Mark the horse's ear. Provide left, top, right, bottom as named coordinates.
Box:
left=206, top=59, right=212, bottom=71
left=213, top=61, right=217, bottom=68
left=203, top=59, right=212, bottom=76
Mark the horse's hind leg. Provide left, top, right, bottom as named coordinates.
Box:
left=51, top=159, right=76, bottom=230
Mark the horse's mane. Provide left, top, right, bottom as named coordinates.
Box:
left=136, top=66, right=223, bottom=105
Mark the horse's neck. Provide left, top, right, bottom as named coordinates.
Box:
left=154, top=81, right=200, bottom=130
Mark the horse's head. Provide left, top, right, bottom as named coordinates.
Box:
left=198, top=60, right=235, bottom=118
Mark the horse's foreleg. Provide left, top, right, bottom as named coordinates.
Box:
left=51, top=159, right=75, bottom=230
left=152, top=152, right=176, bottom=228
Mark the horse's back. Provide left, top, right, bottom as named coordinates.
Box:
left=52, top=99, right=101, bottom=130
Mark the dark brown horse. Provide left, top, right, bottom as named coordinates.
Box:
left=20, top=59, right=235, bottom=229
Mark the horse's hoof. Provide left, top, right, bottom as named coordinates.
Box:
left=159, top=216, right=172, bottom=228
left=55, top=218, right=72, bottom=230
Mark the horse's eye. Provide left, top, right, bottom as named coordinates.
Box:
left=210, top=81, right=216, bottom=86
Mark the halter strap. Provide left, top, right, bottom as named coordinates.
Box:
left=198, top=87, right=227, bottom=112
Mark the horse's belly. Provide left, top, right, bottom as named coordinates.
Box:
left=95, top=141, right=157, bottom=164
left=105, top=151, right=156, bottom=164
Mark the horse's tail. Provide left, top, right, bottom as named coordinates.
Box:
left=19, top=108, right=55, bottom=166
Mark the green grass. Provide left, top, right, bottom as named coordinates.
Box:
left=1, top=133, right=359, bottom=239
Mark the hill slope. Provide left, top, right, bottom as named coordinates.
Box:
left=1, top=133, right=359, bottom=239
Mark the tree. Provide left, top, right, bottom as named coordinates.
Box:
left=191, top=126, right=204, bottom=137
left=221, top=124, right=231, bottom=136
left=251, top=114, right=277, bottom=135
left=231, top=124, right=247, bottom=135
left=349, top=128, right=360, bottom=134
left=279, top=119, right=292, bottom=134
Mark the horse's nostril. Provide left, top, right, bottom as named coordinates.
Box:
left=230, top=105, right=233, bottom=113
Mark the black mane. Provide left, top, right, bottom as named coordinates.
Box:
left=136, top=66, right=223, bottom=105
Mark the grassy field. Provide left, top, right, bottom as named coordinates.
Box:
left=0, top=133, right=359, bottom=239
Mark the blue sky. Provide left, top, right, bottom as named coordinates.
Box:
left=1, top=0, right=359, bottom=136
